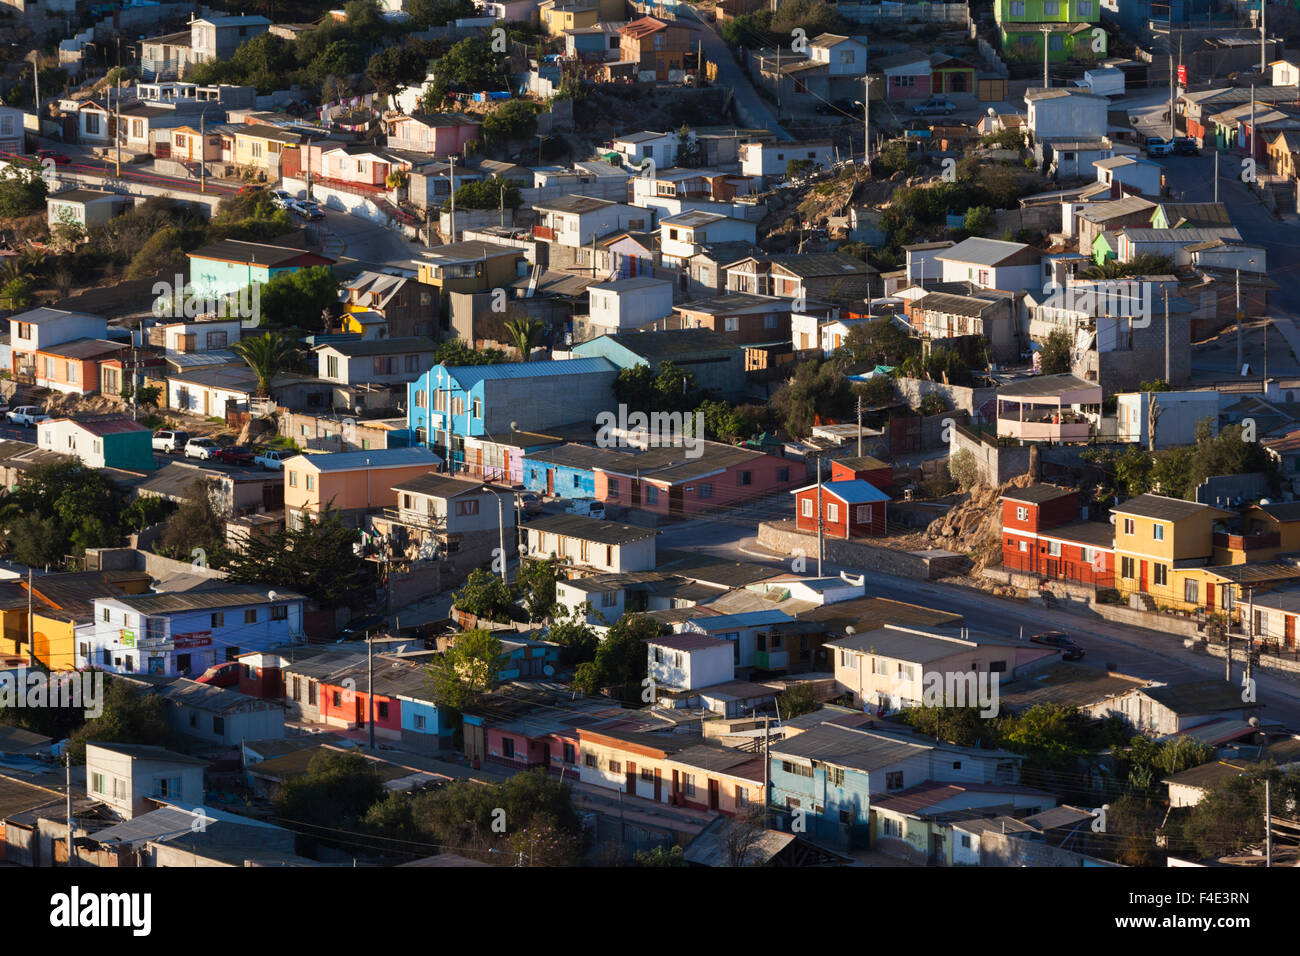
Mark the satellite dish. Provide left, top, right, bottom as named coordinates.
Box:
left=510, top=421, right=519, bottom=432
left=267, top=590, right=278, bottom=601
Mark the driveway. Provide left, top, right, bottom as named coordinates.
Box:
left=678, top=5, right=793, bottom=140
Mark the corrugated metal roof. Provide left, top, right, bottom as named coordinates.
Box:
left=290, top=447, right=441, bottom=472
left=106, top=585, right=306, bottom=614
left=441, top=357, right=616, bottom=390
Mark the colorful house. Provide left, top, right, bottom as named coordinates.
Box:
left=999, top=484, right=1115, bottom=585
left=36, top=417, right=155, bottom=472
left=1111, top=494, right=1232, bottom=611
left=283, top=446, right=443, bottom=530
left=792, top=480, right=890, bottom=538
left=187, top=239, right=335, bottom=300
left=995, top=0, right=1103, bottom=63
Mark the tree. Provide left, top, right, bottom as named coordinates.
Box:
left=503, top=315, right=545, bottom=361
left=232, top=331, right=300, bottom=396
left=546, top=610, right=599, bottom=665
left=0, top=277, right=32, bottom=311
left=776, top=683, right=819, bottom=719
left=948, top=448, right=981, bottom=490
left=0, top=461, right=127, bottom=565
left=1038, top=328, right=1073, bottom=375
left=0, top=164, right=48, bottom=217
left=157, top=480, right=226, bottom=562
left=435, top=37, right=505, bottom=93
left=572, top=613, right=657, bottom=699
left=963, top=205, right=995, bottom=236
left=428, top=628, right=508, bottom=708
left=67, top=679, right=170, bottom=764
left=120, top=495, right=174, bottom=535
left=786, top=158, right=814, bottom=180
left=125, top=226, right=187, bottom=280
left=635, top=844, right=686, bottom=866
left=447, top=177, right=522, bottom=211
left=224, top=506, right=374, bottom=610
left=276, top=750, right=386, bottom=832
left=367, top=44, right=429, bottom=101
left=257, top=265, right=339, bottom=331
left=723, top=805, right=770, bottom=866
left=516, top=556, right=559, bottom=620
left=434, top=338, right=507, bottom=366
left=407, top=0, right=474, bottom=27
left=842, top=317, right=920, bottom=367
left=483, top=99, right=538, bottom=145
left=877, top=139, right=914, bottom=176
left=771, top=359, right=853, bottom=438
left=452, top=567, right=516, bottom=621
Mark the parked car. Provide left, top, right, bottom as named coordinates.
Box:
left=254, top=448, right=293, bottom=470
left=1145, top=136, right=1174, bottom=157
left=6, top=406, right=49, bottom=427
left=184, top=437, right=219, bottom=460
left=518, top=492, right=543, bottom=516
left=565, top=498, right=605, bottom=519
left=194, top=661, right=241, bottom=687
left=1172, top=136, right=1200, bottom=156
left=290, top=198, right=324, bottom=221
left=34, top=148, right=71, bottom=166
left=214, top=445, right=255, bottom=466
left=152, top=429, right=190, bottom=453
left=912, top=97, right=956, bottom=116
left=1030, top=630, right=1085, bottom=660
left=269, top=189, right=294, bottom=209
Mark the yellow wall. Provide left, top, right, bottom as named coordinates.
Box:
left=32, top=613, right=76, bottom=671
left=0, top=607, right=28, bottom=659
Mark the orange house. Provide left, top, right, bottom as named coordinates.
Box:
left=33, top=339, right=129, bottom=396
left=619, top=16, right=696, bottom=81
left=283, top=447, right=443, bottom=530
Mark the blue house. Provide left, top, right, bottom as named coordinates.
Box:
left=498, top=635, right=563, bottom=680
left=407, top=357, right=618, bottom=466
left=679, top=609, right=797, bottom=673
left=520, top=443, right=627, bottom=498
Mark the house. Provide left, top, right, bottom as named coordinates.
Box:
left=5, top=570, right=154, bottom=670
left=88, top=585, right=308, bottom=678
left=340, top=271, right=437, bottom=339
left=1000, top=484, right=1114, bottom=585
left=1074, top=195, right=1158, bottom=255
left=190, top=15, right=272, bottom=66
left=136, top=460, right=284, bottom=517
left=525, top=513, right=657, bottom=573
left=28, top=338, right=128, bottom=396
left=577, top=326, right=743, bottom=393
left=35, top=417, right=153, bottom=472
left=1093, top=155, right=1162, bottom=197
left=825, top=623, right=1057, bottom=711
left=611, top=130, right=682, bottom=168
left=1110, top=494, right=1233, bottom=611
left=935, top=238, right=1041, bottom=294
left=149, top=317, right=242, bottom=354
left=872, top=781, right=1057, bottom=864
left=283, top=446, right=443, bottom=529
left=1115, top=228, right=1243, bottom=266
left=0, top=105, right=23, bottom=152
left=659, top=211, right=756, bottom=268
left=677, top=610, right=797, bottom=674
left=902, top=241, right=956, bottom=287
left=994, top=373, right=1102, bottom=443
left=739, top=139, right=835, bottom=180
left=160, top=679, right=285, bottom=746
left=673, top=293, right=794, bottom=344
left=930, top=53, right=979, bottom=97
left=1164, top=737, right=1300, bottom=807
left=1026, top=87, right=1108, bottom=142
left=407, top=358, right=617, bottom=458
left=913, top=290, right=1020, bottom=363
left=647, top=633, right=734, bottom=691
left=594, top=442, right=801, bottom=517
left=414, top=240, right=524, bottom=294
left=46, top=189, right=123, bottom=230
left=532, top=195, right=647, bottom=256
left=85, top=743, right=207, bottom=820
left=140, top=30, right=193, bottom=80
left=619, top=16, right=696, bottom=82
left=554, top=570, right=707, bottom=628
left=1115, top=390, right=1219, bottom=448
left=792, top=480, right=890, bottom=538
left=727, top=253, right=879, bottom=305
left=368, top=473, right=512, bottom=578
left=386, top=112, right=482, bottom=157
left=228, top=123, right=302, bottom=176
left=582, top=277, right=675, bottom=336
left=187, top=240, right=335, bottom=300
left=9, top=308, right=108, bottom=382
left=314, top=337, right=437, bottom=387
left=1083, top=680, right=1264, bottom=737
left=808, top=33, right=869, bottom=77
left=872, top=50, right=932, bottom=99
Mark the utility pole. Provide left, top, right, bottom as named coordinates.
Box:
left=815, top=453, right=824, bottom=577
left=30, top=54, right=39, bottom=133
left=1214, top=148, right=1219, bottom=203
left=856, top=394, right=863, bottom=457
left=863, top=74, right=871, bottom=166
left=367, top=634, right=375, bottom=750
left=448, top=153, right=456, bottom=243
left=65, top=750, right=73, bottom=868
left=1261, top=0, right=1268, bottom=76
left=762, top=714, right=770, bottom=828
left=1164, top=287, right=1170, bottom=382
left=26, top=568, right=33, bottom=668
left=1168, top=50, right=1176, bottom=141
left=776, top=46, right=781, bottom=116
left=199, top=111, right=206, bottom=194
left=115, top=74, right=122, bottom=176
left=1236, top=267, right=1243, bottom=373
left=1245, top=586, right=1255, bottom=688
left=1042, top=26, right=1050, bottom=89
left=1265, top=777, right=1273, bottom=866
left=498, top=182, right=504, bottom=228
left=496, top=494, right=507, bottom=583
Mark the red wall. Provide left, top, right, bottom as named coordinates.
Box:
left=1003, top=530, right=1114, bottom=584
left=1000, top=491, right=1079, bottom=535
left=319, top=680, right=402, bottom=735
left=830, top=461, right=892, bottom=489
left=794, top=489, right=886, bottom=538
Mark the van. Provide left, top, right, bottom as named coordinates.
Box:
left=565, top=499, right=605, bottom=519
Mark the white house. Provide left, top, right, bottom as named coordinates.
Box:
left=1115, top=227, right=1243, bottom=266
left=1116, top=390, right=1220, bottom=449
left=739, top=139, right=835, bottom=180
left=153, top=317, right=242, bottom=354
left=36, top=416, right=151, bottom=470
left=903, top=241, right=954, bottom=286
left=190, top=15, right=271, bottom=65
left=1270, top=59, right=1300, bottom=87
left=524, top=513, right=657, bottom=573
left=1093, top=155, right=1162, bottom=197
left=1188, top=240, right=1266, bottom=273
left=87, top=586, right=308, bottom=679
left=935, top=237, right=1042, bottom=293
left=314, top=336, right=437, bottom=386
left=587, top=276, right=675, bottom=332
left=85, top=743, right=207, bottom=820
left=46, top=188, right=123, bottom=229
left=160, top=679, right=285, bottom=747
left=611, top=130, right=681, bottom=167
left=0, top=105, right=25, bottom=152
left=679, top=610, right=797, bottom=673
left=9, top=307, right=108, bottom=379
left=807, top=34, right=869, bottom=76
left=659, top=210, right=756, bottom=267
left=647, top=633, right=734, bottom=691
left=532, top=196, right=646, bottom=247
left=1025, top=87, right=1108, bottom=143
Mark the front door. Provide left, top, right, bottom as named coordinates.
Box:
left=653, top=769, right=662, bottom=802
left=1207, top=583, right=1216, bottom=611
left=542, top=742, right=551, bottom=771
left=669, top=486, right=685, bottom=517
left=546, top=469, right=554, bottom=497
left=708, top=778, right=719, bottom=811
left=626, top=761, right=636, bottom=795
left=1140, top=560, right=1148, bottom=593
left=1287, top=614, right=1295, bottom=649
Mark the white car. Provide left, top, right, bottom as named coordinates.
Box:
left=7, top=406, right=49, bottom=427
left=253, top=448, right=293, bottom=470
left=269, top=189, right=294, bottom=209
left=184, top=437, right=218, bottom=460
left=565, top=498, right=605, bottom=519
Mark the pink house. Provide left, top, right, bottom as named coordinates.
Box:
left=317, top=144, right=411, bottom=190
left=874, top=51, right=931, bottom=100
left=386, top=112, right=483, bottom=157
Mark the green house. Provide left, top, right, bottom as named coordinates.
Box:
left=1091, top=230, right=1119, bottom=265
left=995, top=0, right=1104, bottom=63
left=186, top=239, right=336, bottom=301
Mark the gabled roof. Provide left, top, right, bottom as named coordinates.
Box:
left=1110, top=493, right=1233, bottom=522
left=935, top=237, right=1033, bottom=266
left=1140, top=680, right=1261, bottom=715
left=290, top=447, right=441, bottom=472
left=188, top=239, right=331, bottom=268
left=592, top=328, right=741, bottom=358
left=527, top=513, right=657, bottom=545
left=791, top=479, right=889, bottom=505
left=103, top=585, right=306, bottom=614
left=437, top=356, right=617, bottom=391
left=314, top=336, right=436, bottom=357
left=45, top=416, right=148, bottom=436
left=390, top=473, right=492, bottom=499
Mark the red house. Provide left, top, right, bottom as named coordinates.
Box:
left=829, top=455, right=892, bottom=489
left=793, top=480, right=890, bottom=538
left=1001, top=484, right=1114, bottom=585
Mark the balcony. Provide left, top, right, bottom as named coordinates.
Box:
left=1213, top=531, right=1281, bottom=552
left=996, top=413, right=1092, bottom=443
left=532, top=225, right=556, bottom=241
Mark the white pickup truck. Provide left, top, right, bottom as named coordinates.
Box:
left=6, top=406, right=49, bottom=427
left=565, top=498, right=605, bottom=519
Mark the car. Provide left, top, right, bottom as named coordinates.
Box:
left=183, top=437, right=218, bottom=460
left=1172, top=136, right=1200, bottom=156
left=214, top=445, right=255, bottom=466
left=1030, top=630, right=1085, bottom=661
left=1145, top=136, right=1174, bottom=157
left=34, top=148, right=71, bottom=166
left=565, top=498, right=605, bottom=519
left=254, top=448, right=293, bottom=470
left=517, top=492, right=543, bottom=516
left=152, top=429, right=190, bottom=453
left=912, top=97, right=956, bottom=116
left=6, top=406, right=49, bottom=427
left=194, top=661, right=241, bottom=687
left=290, top=198, right=324, bottom=221
left=269, top=189, right=294, bottom=209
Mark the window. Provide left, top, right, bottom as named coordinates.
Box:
left=1010, top=0, right=1025, bottom=13
left=211, top=612, right=224, bottom=628
left=724, top=317, right=739, bottom=332
left=640, top=768, right=654, bottom=782
left=683, top=773, right=696, bottom=796
left=563, top=743, right=576, bottom=764
left=777, top=467, right=790, bottom=482
left=1048, top=540, right=1061, bottom=557
left=607, top=478, right=620, bottom=497
left=856, top=505, right=872, bottom=524
left=92, top=772, right=105, bottom=794
left=213, top=716, right=225, bottom=735
left=405, top=354, right=419, bottom=373
left=1082, top=547, right=1096, bottom=564
left=781, top=760, right=814, bottom=778
left=645, top=485, right=658, bottom=504
left=1019, top=540, right=1028, bottom=552
left=960, top=834, right=971, bottom=848
left=244, top=609, right=257, bottom=624
left=472, top=397, right=482, bottom=419
left=608, top=760, right=621, bottom=773
left=1016, top=506, right=1028, bottom=522
left=413, top=714, right=426, bottom=730
left=86, top=113, right=100, bottom=134
left=840, top=649, right=857, bottom=669
left=886, top=771, right=904, bottom=791
left=828, top=766, right=845, bottom=787
left=102, top=607, right=110, bottom=623
left=801, top=498, right=814, bottom=518
left=827, top=503, right=839, bottom=522
left=270, top=605, right=288, bottom=621
left=1153, top=524, right=1165, bottom=541
left=585, top=754, right=597, bottom=768
left=1123, top=518, right=1135, bottom=535
left=415, top=390, right=427, bottom=408
left=882, top=817, right=902, bottom=838
left=698, top=484, right=712, bottom=499
left=1184, top=579, right=1199, bottom=603
left=326, top=355, right=340, bottom=379
left=306, top=475, right=315, bottom=492
left=503, top=738, right=515, bottom=758
left=377, top=701, right=389, bottom=720
left=1153, top=563, right=1168, bottom=587
left=157, top=776, right=182, bottom=797
left=737, top=471, right=752, bottom=486
left=601, top=590, right=617, bottom=608
left=454, top=500, right=480, bottom=517
left=289, top=471, right=298, bottom=488
left=737, top=787, right=750, bottom=808
left=309, top=683, right=317, bottom=706
left=1044, top=0, right=1059, bottom=13
left=1121, top=556, right=1135, bottom=579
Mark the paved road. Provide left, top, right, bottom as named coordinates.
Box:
left=678, top=5, right=793, bottom=141
left=321, top=211, right=425, bottom=270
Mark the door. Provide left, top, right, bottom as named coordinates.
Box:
left=176, top=653, right=191, bottom=675
left=1139, top=560, right=1148, bottom=593
left=669, top=486, right=685, bottom=517
left=147, top=656, right=164, bottom=675
left=1287, top=614, right=1295, bottom=649
left=626, top=761, right=636, bottom=795
left=708, top=778, right=719, bottom=811
left=653, top=768, right=662, bottom=802
left=1207, top=583, right=1215, bottom=611
left=546, top=469, right=554, bottom=496
left=542, top=742, right=551, bottom=771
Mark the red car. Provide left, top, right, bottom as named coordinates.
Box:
left=34, top=148, right=70, bottom=166
left=194, top=661, right=241, bottom=687
left=214, top=445, right=255, bottom=466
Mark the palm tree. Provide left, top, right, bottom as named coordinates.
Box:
left=1080, top=259, right=1126, bottom=280
left=232, top=332, right=299, bottom=396
left=503, top=316, right=545, bottom=362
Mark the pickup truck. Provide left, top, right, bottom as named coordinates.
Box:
left=7, top=406, right=49, bottom=427
left=254, top=448, right=293, bottom=470
left=1145, top=137, right=1174, bottom=157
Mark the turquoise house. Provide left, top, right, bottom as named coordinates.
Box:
left=39, top=416, right=156, bottom=472
left=186, top=239, right=335, bottom=300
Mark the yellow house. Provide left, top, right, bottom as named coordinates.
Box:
left=19, top=571, right=153, bottom=670
left=1239, top=501, right=1300, bottom=552
left=1111, top=494, right=1232, bottom=612
left=0, top=581, right=31, bottom=662
left=539, top=0, right=607, bottom=35
left=231, top=124, right=302, bottom=175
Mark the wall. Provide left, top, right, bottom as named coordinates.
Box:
left=894, top=378, right=998, bottom=419
left=974, top=830, right=1118, bottom=866
left=950, top=425, right=1033, bottom=486
left=757, top=521, right=966, bottom=580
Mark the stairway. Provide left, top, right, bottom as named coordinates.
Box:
left=1131, top=593, right=1157, bottom=612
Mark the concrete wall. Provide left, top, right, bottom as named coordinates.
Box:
left=973, top=830, right=1118, bottom=867
left=894, top=378, right=999, bottom=419
left=950, top=426, right=1033, bottom=486
left=756, top=521, right=966, bottom=580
